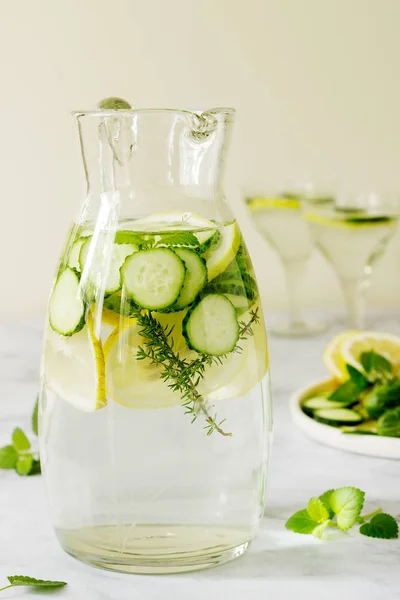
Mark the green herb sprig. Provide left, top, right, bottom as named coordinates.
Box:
left=134, top=306, right=259, bottom=436
left=0, top=398, right=41, bottom=476
left=0, top=575, right=67, bottom=593
left=286, top=487, right=398, bottom=540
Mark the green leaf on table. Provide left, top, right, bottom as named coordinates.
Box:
left=32, top=396, right=39, bottom=436
left=359, top=513, right=399, bottom=539
left=307, top=497, right=330, bottom=523
left=285, top=509, right=318, bottom=534
left=329, top=486, right=365, bottom=530
left=156, top=231, right=199, bottom=247
left=29, top=458, right=41, bottom=476
left=329, top=380, right=362, bottom=404
left=5, top=575, right=67, bottom=589
left=318, top=489, right=335, bottom=518
left=16, top=454, right=33, bottom=476
left=360, top=351, right=392, bottom=380
left=0, top=445, right=18, bottom=469
left=346, top=365, right=368, bottom=390
left=12, top=427, right=31, bottom=452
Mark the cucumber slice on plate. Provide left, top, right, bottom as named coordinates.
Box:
left=49, top=267, right=85, bottom=336
left=121, top=248, right=186, bottom=310
left=80, top=238, right=138, bottom=295
left=204, top=222, right=241, bottom=281
left=183, top=293, right=239, bottom=356
left=173, top=248, right=207, bottom=310
left=302, top=396, right=358, bottom=411
left=313, top=408, right=363, bottom=426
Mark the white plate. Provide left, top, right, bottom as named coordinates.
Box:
left=290, top=378, right=400, bottom=460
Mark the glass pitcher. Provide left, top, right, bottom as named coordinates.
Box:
left=39, top=106, right=273, bottom=574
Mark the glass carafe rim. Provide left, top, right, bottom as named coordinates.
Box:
left=72, top=107, right=236, bottom=119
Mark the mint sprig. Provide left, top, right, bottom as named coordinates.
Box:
left=0, top=399, right=41, bottom=476
left=285, top=487, right=398, bottom=540
left=0, top=575, right=67, bottom=593
left=360, top=513, right=399, bottom=539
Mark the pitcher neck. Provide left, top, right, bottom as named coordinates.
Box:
left=74, top=108, right=235, bottom=217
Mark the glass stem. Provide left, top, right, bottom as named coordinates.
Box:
left=339, top=277, right=366, bottom=329
left=282, top=259, right=306, bottom=325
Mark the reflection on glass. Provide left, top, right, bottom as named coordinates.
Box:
left=245, top=193, right=327, bottom=337
left=303, top=190, right=400, bottom=329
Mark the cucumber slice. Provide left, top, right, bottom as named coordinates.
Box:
left=204, top=222, right=241, bottom=281
left=121, top=248, right=186, bottom=310
left=68, top=237, right=88, bottom=270
left=313, top=408, right=363, bottom=426
left=205, top=281, right=256, bottom=301
left=303, top=396, right=358, bottom=411
left=103, top=292, right=136, bottom=316
left=49, top=268, right=85, bottom=336
left=173, top=248, right=207, bottom=310
left=213, top=270, right=257, bottom=291
left=196, top=229, right=219, bottom=253
left=80, top=238, right=138, bottom=295
left=182, top=293, right=239, bottom=356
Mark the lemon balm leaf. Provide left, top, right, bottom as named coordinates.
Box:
left=346, top=364, right=368, bottom=390
left=329, top=486, right=365, bottom=530
left=32, top=397, right=39, bottom=436
left=307, top=497, right=330, bottom=523
left=285, top=509, right=319, bottom=534
left=319, top=489, right=335, bottom=518
left=12, top=427, right=30, bottom=452
left=3, top=575, right=67, bottom=590
left=98, top=97, right=132, bottom=110
left=16, top=454, right=33, bottom=476
left=359, top=513, right=399, bottom=539
left=0, top=445, right=18, bottom=470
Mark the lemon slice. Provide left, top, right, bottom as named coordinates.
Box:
left=323, top=330, right=360, bottom=381
left=104, top=310, right=247, bottom=409
left=341, top=332, right=400, bottom=373
left=246, top=197, right=300, bottom=211
left=205, top=221, right=241, bottom=281
left=305, top=212, right=396, bottom=229
left=43, top=312, right=106, bottom=412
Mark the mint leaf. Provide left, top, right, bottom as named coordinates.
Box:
left=0, top=445, right=18, bottom=469
left=156, top=232, right=199, bottom=247
left=12, top=427, right=30, bottom=452
left=285, top=509, right=318, bottom=534
left=360, top=351, right=392, bottom=380
left=313, top=520, right=331, bottom=538
left=6, top=575, right=67, bottom=588
left=346, top=365, right=368, bottom=390
left=329, top=380, right=361, bottom=404
left=32, top=397, right=39, bottom=436
left=360, top=513, right=399, bottom=539
left=319, top=489, right=335, bottom=518
left=16, top=454, right=33, bottom=476
left=98, top=96, right=132, bottom=110
left=114, top=230, right=145, bottom=246
left=307, top=497, right=330, bottom=523
left=330, top=486, right=365, bottom=530
left=377, top=407, right=400, bottom=437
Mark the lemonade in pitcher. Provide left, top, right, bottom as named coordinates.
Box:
left=39, top=104, right=272, bottom=574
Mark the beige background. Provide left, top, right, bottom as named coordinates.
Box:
left=0, top=0, right=399, bottom=317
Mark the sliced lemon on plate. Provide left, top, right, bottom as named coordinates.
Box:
left=43, top=312, right=107, bottom=412
left=104, top=309, right=248, bottom=409
left=341, top=332, right=400, bottom=374
left=323, top=330, right=359, bottom=381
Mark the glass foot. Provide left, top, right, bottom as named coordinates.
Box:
left=57, top=524, right=252, bottom=574
left=269, top=319, right=329, bottom=338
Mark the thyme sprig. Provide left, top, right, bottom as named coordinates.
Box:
left=133, top=307, right=260, bottom=436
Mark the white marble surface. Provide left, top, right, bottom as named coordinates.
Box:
left=1, top=314, right=400, bottom=600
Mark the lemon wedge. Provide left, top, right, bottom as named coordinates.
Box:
left=43, top=311, right=106, bottom=412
